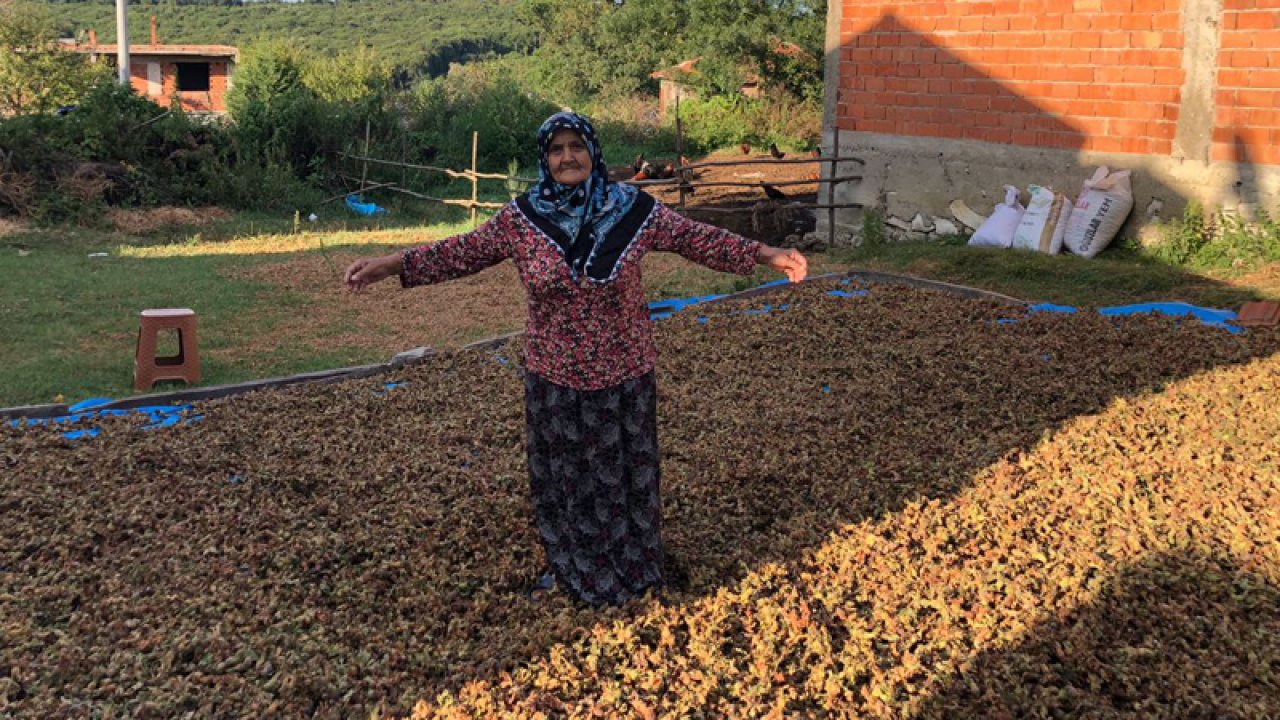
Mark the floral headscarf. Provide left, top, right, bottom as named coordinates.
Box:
left=527, top=111, right=638, bottom=276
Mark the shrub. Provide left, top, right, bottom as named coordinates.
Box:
left=0, top=1, right=108, bottom=116
left=1146, top=202, right=1280, bottom=271
left=674, top=93, right=820, bottom=154
left=404, top=65, right=560, bottom=174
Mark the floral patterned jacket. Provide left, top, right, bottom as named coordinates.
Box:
left=400, top=192, right=761, bottom=391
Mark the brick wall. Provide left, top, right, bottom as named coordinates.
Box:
left=838, top=0, right=1280, bottom=167
left=1214, top=0, right=1280, bottom=165
left=209, top=61, right=229, bottom=113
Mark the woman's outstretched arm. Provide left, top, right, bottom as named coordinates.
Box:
left=344, top=206, right=516, bottom=293
left=649, top=203, right=808, bottom=282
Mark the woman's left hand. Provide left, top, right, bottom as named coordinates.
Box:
left=757, top=245, right=809, bottom=283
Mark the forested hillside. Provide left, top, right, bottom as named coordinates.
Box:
left=39, top=0, right=532, bottom=76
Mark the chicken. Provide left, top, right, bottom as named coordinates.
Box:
left=676, top=155, right=697, bottom=195
left=740, top=143, right=752, bottom=155
left=769, top=142, right=786, bottom=160
left=631, top=154, right=645, bottom=174
left=762, top=184, right=789, bottom=201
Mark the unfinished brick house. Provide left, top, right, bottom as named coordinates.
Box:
left=819, top=0, right=1280, bottom=240
left=69, top=22, right=237, bottom=115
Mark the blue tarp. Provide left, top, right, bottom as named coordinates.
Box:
left=8, top=398, right=201, bottom=439
left=1030, top=300, right=1242, bottom=334
left=345, top=194, right=387, bottom=216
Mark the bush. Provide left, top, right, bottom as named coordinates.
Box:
left=0, top=0, right=108, bottom=116
left=1146, top=203, right=1280, bottom=271
left=674, top=93, right=821, bottom=155
left=404, top=64, right=560, bottom=174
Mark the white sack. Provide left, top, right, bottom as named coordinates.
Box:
left=1012, top=184, right=1071, bottom=254
left=1063, top=167, right=1134, bottom=258
left=968, top=186, right=1025, bottom=248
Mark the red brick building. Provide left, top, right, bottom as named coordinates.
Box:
left=820, top=0, right=1280, bottom=239
left=69, top=32, right=237, bottom=114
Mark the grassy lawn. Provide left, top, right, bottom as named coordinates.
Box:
left=2, top=212, right=1278, bottom=410
left=829, top=239, right=1280, bottom=308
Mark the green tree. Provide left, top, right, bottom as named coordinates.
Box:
left=518, top=0, right=825, bottom=104
left=223, top=37, right=309, bottom=119
left=0, top=0, right=106, bottom=115
left=303, top=44, right=393, bottom=107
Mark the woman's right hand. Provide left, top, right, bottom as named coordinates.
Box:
left=343, top=253, right=403, bottom=293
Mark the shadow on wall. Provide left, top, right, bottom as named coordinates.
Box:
left=912, top=550, right=1280, bottom=718
left=826, top=12, right=1190, bottom=240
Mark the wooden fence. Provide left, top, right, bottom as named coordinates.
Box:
left=339, top=101, right=866, bottom=246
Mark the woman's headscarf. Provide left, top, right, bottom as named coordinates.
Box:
left=527, top=111, right=638, bottom=276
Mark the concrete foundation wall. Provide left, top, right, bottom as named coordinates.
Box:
left=821, top=131, right=1280, bottom=240
left=820, top=0, right=1280, bottom=242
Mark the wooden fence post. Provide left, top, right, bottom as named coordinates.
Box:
left=471, top=131, right=479, bottom=228
left=829, top=89, right=840, bottom=248
left=360, top=120, right=371, bottom=193
left=675, top=95, right=685, bottom=210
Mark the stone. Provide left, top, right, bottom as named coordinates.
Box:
left=910, top=213, right=934, bottom=232
left=886, top=216, right=912, bottom=231
left=1136, top=224, right=1164, bottom=249
left=390, top=347, right=433, bottom=368
left=933, top=218, right=960, bottom=236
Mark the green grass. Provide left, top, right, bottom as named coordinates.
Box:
left=831, top=240, right=1279, bottom=308
left=0, top=214, right=452, bottom=408
left=3, top=212, right=1279, bottom=410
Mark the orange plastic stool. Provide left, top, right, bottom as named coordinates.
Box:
left=134, top=308, right=201, bottom=390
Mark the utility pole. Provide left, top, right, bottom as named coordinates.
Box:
left=116, top=0, right=129, bottom=86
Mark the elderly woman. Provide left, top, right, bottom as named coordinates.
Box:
left=344, top=111, right=807, bottom=606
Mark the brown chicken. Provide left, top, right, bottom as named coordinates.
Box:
left=740, top=143, right=752, bottom=155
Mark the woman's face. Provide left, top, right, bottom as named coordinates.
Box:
left=546, top=129, right=592, bottom=186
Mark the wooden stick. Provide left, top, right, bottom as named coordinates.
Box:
left=338, top=152, right=529, bottom=182
left=677, top=202, right=866, bottom=214
left=318, top=181, right=395, bottom=206
left=676, top=156, right=865, bottom=171
left=829, top=87, right=840, bottom=248
left=470, top=131, right=479, bottom=228
left=629, top=175, right=863, bottom=189
left=360, top=120, right=371, bottom=192
left=675, top=96, right=685, bottom=210
left=376, top=183, right=506, bottom=209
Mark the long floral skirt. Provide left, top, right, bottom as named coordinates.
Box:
left=523, top=370, right=664, bottom=606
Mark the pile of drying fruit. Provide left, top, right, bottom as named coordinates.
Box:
left=3, top=280, right=1278, bottom=719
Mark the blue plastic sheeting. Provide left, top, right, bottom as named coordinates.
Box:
left=1028, top=300, right=1242, bottom=334
left=649, top=278, right=867, bottom=321
left=1029, top=302, right=1078, bottom=314
left=648, top=292, right=729, bottom=320
left=8, top=398, right=201, bottom=440
left=372, top=381, right=409, bottom=396
left=1098, top=302, right=1241, bottom=333
left=345, top=194, right=387, bottom=216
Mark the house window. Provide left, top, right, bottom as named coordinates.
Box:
left=176, top=62, right=211, bottom=92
